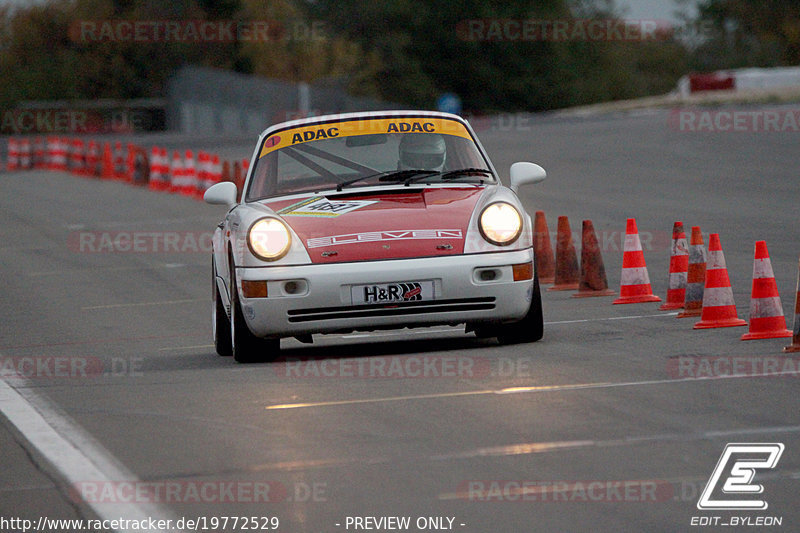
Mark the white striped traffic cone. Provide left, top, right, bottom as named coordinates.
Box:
left=182, top=149, right=197, bottom=196
left=741, top=241, right=792, bottom=340
left=677, top=226, right=706, bottom=318
left=168, top=151, right=184, bottom=193
left=694, top=233, right=747, bottom=329
left=613, top=218, right=661, bottom=304
left=660, top=221, right=688, bottom=310
left=7, top=138, right=19, bottom=171
left=784, top=257, right=800, bottom=352
left=18, top=138, right=31, bottom=169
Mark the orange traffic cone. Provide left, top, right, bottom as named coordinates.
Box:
left=694, top=233, right=747, bottom=329
left=660, top=221, right=689, bottom=310
left=113, top=141, right=125, bottom=179
left=207, top=154, right=221, bottom=189
left=33, top=137, right=46, bottom=169
left=548, top=215, right=579, bottom=291
left=533, top=211, right=555, bottom=284
left=148, top=147, right=161, bottom=190
left=53, top=137, right=68, bottom=171
left=613, top=218, right=661, bottom=304
left=19, top=138, right=31, bottom=169
left=572, top=219, right=614, bottom=297
left=784, top=257, right=800, bottom=352
left=233, top=161, right=243, bottom=195
left=85, top=140, right=99, bottom=177
left=741, top=241, right=792, bottom=340
left=125, top=143, right=136, bottom=182
left=69, top=138, right=85, bottom=175
left=195, top=151, right=209, bottom=198
left=222, top=160, right=231, bottom=183
left=677, top=226, right=706, bottom=318
left=101, top=142, right=115, bottom=179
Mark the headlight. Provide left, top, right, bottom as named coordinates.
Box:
left=247, top=218, right=291, bottom=261
left=479, top=202, right=522, bottom=246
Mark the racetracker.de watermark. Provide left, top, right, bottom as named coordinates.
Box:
left=667, top=356, right=800, bottom=379
left=456, top=18, right=673, bottom=42
left=68, top=231, right=213, bottom=253
left=668, top=109, right=800, bottom=133
left=275, top=355, right=492, bottom=379
left=1, top=109, right=153, bottom=134
left=71, top=480, right=327, bottom=503
left=69, top=20, right=326, bottom=43
left=2, top=110, right=87, bottom=134
left=0, top=356, right=142, bottom=379
left=455, top=480, right=675, bottom=502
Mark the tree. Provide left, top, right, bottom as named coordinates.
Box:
left=689, top=0, right=800, bottom=70
left=301, top=0, right=689, bottom=110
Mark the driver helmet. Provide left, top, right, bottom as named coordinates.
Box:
left=398, top=134, right=446, bottom=171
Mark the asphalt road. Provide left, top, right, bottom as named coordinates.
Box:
left=1, top=106, right=799, bottom=532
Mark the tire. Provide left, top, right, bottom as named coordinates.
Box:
left=476, top=272, right=544, bottom=345
left=229, top=259, right=280, bottom=363
left=212, top=259, right=232, bottom=357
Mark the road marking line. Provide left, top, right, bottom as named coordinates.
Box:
left=83, top=298, right=204, bottom=310
left=158, top=344, right=214, bottom=352
left=264, top=371, right=799, bottom=410
left=333, top=313, right=677, bottom=340
left=437, top=469, right=800, bottom=501
left=546, top=312, right=679, bottom=325
left=28, top=265, right=153, bottom=277
left=266, top=390, right=494, bottom=410
left=331, top=314, right=675, bottom=340
left=0, top=332, right=202, bottom=350
left=0, top=376, right=184, bottom=533
left=431, top=425, right=800, bottom=462
left=27, top=264, right=196, bottom=277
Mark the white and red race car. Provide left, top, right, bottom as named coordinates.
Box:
left=204, top=111, right=546, bottom=362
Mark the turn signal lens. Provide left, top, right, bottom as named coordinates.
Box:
left=241, top=280, right=268, bottom=298
left=512, top=262, right=533, bottom=281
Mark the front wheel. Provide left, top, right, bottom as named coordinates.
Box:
left=229, top=263, right=280, bottom=363
left=212, top=259, right=232, bottom=357
left=476, top=272, right=544, bottom=345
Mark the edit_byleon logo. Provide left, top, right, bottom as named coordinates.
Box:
left=697, top=443, right=784, bottom=511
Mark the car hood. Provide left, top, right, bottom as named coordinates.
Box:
left=260, top=187, right=485, bottom=263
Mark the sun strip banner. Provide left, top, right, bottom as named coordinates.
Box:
left=260, top=117, right=472, bottom=157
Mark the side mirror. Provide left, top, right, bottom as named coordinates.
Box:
left=204, top=181, right=238, bottom=207
left=509, top=162, right=546, bottom=193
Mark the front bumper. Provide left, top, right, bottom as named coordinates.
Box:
left=232, top=249, right=534, bottom=338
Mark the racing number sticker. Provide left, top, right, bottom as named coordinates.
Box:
left=278, top=196, right=377, bottom=218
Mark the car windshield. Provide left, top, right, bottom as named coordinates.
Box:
left=245, top=116, right=494, bottom=201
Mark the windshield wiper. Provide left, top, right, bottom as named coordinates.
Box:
left=402, top=167, right=494, bottom=186
left=336, top=169, right=438, bottom=191
left=336, top=168, right=490, bottom=191
left=439, top=168, right=493, bottom=181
